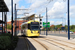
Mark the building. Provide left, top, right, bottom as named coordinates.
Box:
left=0, top=0, right=9, bottom=33
left=7, top=20, right=27, bottom=33
left=20, top=14, right=43, bottom=29
left=7, top=14, right=43, bottom=33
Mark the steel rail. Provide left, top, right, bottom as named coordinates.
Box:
left=32, top=38, right=48, bottom=50
left=39, top=38, right=75, bottom=50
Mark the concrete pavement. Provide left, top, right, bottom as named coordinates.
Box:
left=15, top=32, right=75, bottom=50
left=15, top=36, right=36, bottom=50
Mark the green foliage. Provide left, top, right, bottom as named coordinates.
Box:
left=49, top=24, right=62, bottom=31
left=70, top=25, right=75, bottom=30
left=21, top=25, right=26, bottom=29
left=0, top=33, right=12, bottom=37
left=8, top=36, right=19, bottom=50
left=50, top=25, right=55, bottom=29
left=7, top=24, right=12, bottom=30
left=42, top=24, right=75, bottom=32
left=70, top=29, right=75, bottom=32
left=0, top=36, right=11, bottom=50
left=0, top=33, right=19, bottom=50
left=13, top=36, right=18, bottom=42
left=70, top=25, right=75, bottom=32
left=55, top=24, right=62, bottom=29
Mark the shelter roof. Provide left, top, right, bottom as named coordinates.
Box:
left=0, top=0, right=9, bottom=12
left=0, top=20, right=5, bottom=23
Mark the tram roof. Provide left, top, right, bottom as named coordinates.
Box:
left=0, top=0, right=9, bottom=12
left=21, top=22, right=28, bottom=26
left=21, top=20, right=39, bottom=26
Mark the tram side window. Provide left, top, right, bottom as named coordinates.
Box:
left=28, top=24, right=30, bottom=29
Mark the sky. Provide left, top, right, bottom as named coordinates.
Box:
left=1, top=0, right=75, bottom=26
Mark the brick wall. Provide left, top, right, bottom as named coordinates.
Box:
left=7, top=20, right=28, bottom=32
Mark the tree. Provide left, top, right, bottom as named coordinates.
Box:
left=50, top=25, right=55, bottom=29
left=65, top=25, right=68, bottom=30
left=70, top=25, right=75, bottom=30
left=55, top=24, right=62, bottom=30
left=7, top=24, right=12, bottom=30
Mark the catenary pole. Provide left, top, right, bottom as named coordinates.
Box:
left=46, top=7, right=48, bottom=36
left=15, top=4, right=17, bottom=36
left=11, top=0, right=13, bottom=40
left=68, top=0, right=70, bottom=40
left=2, top=7, right=3, bottom=34
left=39, top=14, right=41, bottom=34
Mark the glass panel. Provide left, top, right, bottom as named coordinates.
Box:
left=31, top=26, right=39, bottom=30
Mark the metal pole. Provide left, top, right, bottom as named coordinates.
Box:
left=39, top=14, right=41, bottom=34
left=15, top=4, right=17, bottom=36
left=63, top=18, right=66, bottom=26
left=18, top=21, right=19, bottom=33
left=4, top=12, right=5, bottom=33
left=44, top=28, right=45, bottom=35
left=2, top=7, right=3, bottom=34
left=46, top=7, right=48, bottom=36
left=62, top=17, right=63, bottom=26
left=64, top=18, right=66, bottom=31
left=34, top=14, right=35, bottom=22
left=11, top=0, right=13, bottom=40
left=16, top=11, right=17, bottom=33
left=68, top=0, right=70, bottom=40
left=6, top=12, right=7, bottom=33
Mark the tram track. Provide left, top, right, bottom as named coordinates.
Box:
left=35, top=38, right=65, bottom=50
left=24, top=37, right=30, bottom=50
left=22, top=36, right=75, bottom=50
left=39, top=38, right=75, bottom=50
left=46, top=37, right=75, bottom=46
left=32, top=38, right=49, bottom=50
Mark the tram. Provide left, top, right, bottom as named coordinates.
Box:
left=21, top=20, right=40, bottom=37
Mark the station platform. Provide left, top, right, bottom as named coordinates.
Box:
left=15, top=33, right=75, bottom=50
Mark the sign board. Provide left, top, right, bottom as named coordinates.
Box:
left=31, top=22, right=39, bottom=26
left=43, top=22, right=50, bottom=28
left=0, top=27, right=2, bottom=30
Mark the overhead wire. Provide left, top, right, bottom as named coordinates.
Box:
left=27, top=0, right=66, bottom=15
left=23, top=0, right=32, bottom=16
left=38, top=0, right=66, bottom=16
left=37, top=0, right=66, bottom=14
left=37, top=0, right=53, bottom=15
left=29, top=0, right=51, bottom=13
left=28, top=0, right=53, bottom=15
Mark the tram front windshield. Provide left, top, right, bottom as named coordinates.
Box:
left=31, top=26, right=39, bottom=30
left=31, top=22, right=39, bottom=30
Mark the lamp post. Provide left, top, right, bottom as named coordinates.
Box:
left=15, top=4, right=17, bottom=36
left=61, top=17, right=63, bottom=26
left=46, top=7, right=48, bottom=36
left=14, top=5, right=30, bottom=35
left=63, top=18, right=66, bottom=26
left=60, top=17, right=66, bottom=26
left=68, top=0, right=70, bottom=40
left=11, top=0, right=13, bottom=40
left=47, top=0, right=70, bottom=40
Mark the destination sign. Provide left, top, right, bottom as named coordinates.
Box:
left=31, top=22, right=39, bottom=25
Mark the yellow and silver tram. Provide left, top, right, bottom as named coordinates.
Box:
left=21, top=20, right=40, bottom=37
